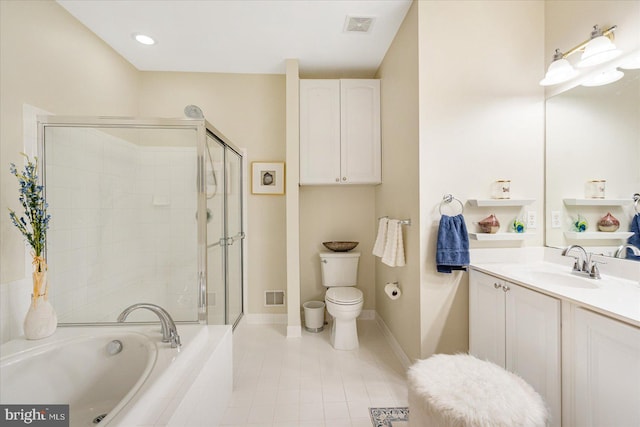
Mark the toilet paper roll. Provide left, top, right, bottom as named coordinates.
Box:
left=384, top=283, right=401, bottom=300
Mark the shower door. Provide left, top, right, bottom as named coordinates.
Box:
left=40, top=118, right=201, bottom=324
left=205, top=131, right=244, bottom=327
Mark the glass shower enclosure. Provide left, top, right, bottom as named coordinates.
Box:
left=38, top=116, right=244, bottom=327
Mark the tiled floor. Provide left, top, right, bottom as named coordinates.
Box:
left=220, top=320, right=409, bottom=427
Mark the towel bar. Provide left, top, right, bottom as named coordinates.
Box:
left=440, top=194, right=464, bottom=215
left=634, top=193, right=640, bottom=214
left=379, top=216, right=411, bottom=226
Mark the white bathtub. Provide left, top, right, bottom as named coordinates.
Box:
left=0, top=324, right=233, bottom=427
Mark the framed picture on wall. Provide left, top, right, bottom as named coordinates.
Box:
left=251, top=162, right=285, bottom=195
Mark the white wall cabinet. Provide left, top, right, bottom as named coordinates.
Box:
left=299, top=79, right=381, bottom=185
left=469, top=270, right=561, bottom=427
left=565, top=306, right=640, bottom=427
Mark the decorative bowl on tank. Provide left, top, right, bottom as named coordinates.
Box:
left=323, top=241, right=359, bottom=252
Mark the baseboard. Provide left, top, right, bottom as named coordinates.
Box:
left=375, top=312, right=412, bottom=370
left=243, top=313, right=287, bottom=324
left=286, top=325, right=302, bottom=338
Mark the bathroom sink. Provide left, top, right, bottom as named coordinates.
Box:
left=522, top=271, right=599, bottom=289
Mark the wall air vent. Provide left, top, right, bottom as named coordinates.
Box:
left=265, top=290, right=285, bottom=306
left=344, top=16, right=375, bottom=33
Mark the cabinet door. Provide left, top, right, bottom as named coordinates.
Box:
left=340, top=79, right=381, bottom=184
left=299, top=80, right=341, bottom=184
left=469, top=270, right=506, bottom=367
left=572, top=307, right=640, bottom=427
left=506, top=283, right=561, bottom=427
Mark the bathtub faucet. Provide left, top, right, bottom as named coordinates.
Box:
left=117, top=303, right=181, bottom=348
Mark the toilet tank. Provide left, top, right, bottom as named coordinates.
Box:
left=320, top=252, right=360, bottom=287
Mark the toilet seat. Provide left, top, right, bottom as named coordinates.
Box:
left=326, top=287, right=363, bottom=305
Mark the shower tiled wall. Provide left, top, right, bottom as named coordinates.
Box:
left=45, top=127, right=197, bottom=323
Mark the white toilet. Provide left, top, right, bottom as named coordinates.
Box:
left=320, top=251, right=363, bottom=350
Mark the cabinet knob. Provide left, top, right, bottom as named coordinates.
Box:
left=502, top=285, right=510, bottom=292
left=494, top=283, right=501, bottom=289
left=335, top=178, right=340, bottom=182
left=342, top=177, right=347, bottom=181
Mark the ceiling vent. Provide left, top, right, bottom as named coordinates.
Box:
left=344, top=16, right=375, bottom=33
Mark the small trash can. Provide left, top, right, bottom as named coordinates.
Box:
left=303, top=301, right=325, bottom=332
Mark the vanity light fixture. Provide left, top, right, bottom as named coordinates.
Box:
left=540, top=24, right=620, bottom=86
left=133, top=33, right=156, bottom=45
left=539, top=49, right=578, bottom=86
left=577, top=25, right=622, bottom=68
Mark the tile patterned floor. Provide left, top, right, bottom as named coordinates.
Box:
left=220, top=320, right=409, bottom=427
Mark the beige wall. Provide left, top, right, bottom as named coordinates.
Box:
left=374, top=1, right=421, bottom=360
left=138, top=72, right=287, bottom=316
left=0, top=1, right=140, bottom=284
left=417, top=0, right=545, bottom=357
left=299, top=186, right=377, bottom=311
left=1, top=2, right=288, bottom=332
left=374, top=0, right=546, bottom=359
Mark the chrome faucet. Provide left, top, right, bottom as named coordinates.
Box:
left=562, top=245, right=602, bottom=279
left=117, top=303, right=181, bottom=348
left=614, top=243, right=640, bottom=259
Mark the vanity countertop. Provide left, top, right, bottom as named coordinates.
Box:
left=471, top=261, right=640, bottom=328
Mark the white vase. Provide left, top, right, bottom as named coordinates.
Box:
left=24, top=270, right=57, bottom=340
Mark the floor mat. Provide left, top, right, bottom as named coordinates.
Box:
left=369, top=407, right=409, bottom=427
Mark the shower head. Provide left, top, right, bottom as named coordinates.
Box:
left=184, top=105, right=204, bottom=119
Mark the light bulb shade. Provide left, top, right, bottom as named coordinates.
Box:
left=577, top=36, right=621, bottom=68
left=539, top=58, right=578, bottom=86
left=581, top=68, right=624, bottom=87
left=619, top=51, right=640, bottom=70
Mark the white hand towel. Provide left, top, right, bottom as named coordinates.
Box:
left=382, top=219, right=406, bottom=267
left=373, top=217, right=389, bottom=257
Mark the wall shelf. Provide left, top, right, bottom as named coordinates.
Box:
left=563, top=231, right=634, bottom=240
left=468, top=199, right=535, bottom=207
left=563, top=198, right=631, bottom=206
left=469, top=232, right=535, bottom=241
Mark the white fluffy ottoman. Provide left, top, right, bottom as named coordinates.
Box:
left=407, top=354, right=548, bottom=427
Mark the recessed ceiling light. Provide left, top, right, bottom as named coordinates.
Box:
left=133, top=33, right=156, bottom=45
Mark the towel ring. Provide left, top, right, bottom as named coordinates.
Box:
left=439, top=194, right=464, bottom=215
left=634, top=193, right=640, bottom=214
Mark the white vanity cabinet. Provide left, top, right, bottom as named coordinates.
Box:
left=299, top=79, right=381, bottom=185
left=469, top=269, right=562, bottom=427
left=564, top=306, right=640, bottom=427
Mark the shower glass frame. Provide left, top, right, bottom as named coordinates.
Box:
left=37, top=116, right=244, bottom=326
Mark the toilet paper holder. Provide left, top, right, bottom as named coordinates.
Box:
left=384, top=282, right=402, bottom=300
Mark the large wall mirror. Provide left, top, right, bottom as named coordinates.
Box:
left=545, top=51, right=640, bottom=260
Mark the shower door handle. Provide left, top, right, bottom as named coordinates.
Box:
left=227, top=232, right=245, bottom=246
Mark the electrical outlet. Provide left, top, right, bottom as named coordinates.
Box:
left=526, top=211, right=537, bottom=229
left=551, top=211, right=562, bottom=228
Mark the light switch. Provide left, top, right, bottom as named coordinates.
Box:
left=527, top=211, right=537, bottom=229
left=551, top=211, right=562, bottom=228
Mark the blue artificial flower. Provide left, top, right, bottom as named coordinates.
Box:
left=7, top=154, right=51, bottom=261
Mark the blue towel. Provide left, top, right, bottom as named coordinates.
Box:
left=627, top=213, right=640, bottom=260
left=436, top=214, right=470, bottom=273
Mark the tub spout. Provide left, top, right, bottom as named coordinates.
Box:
left=117, top=303, right=181, bottom=348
